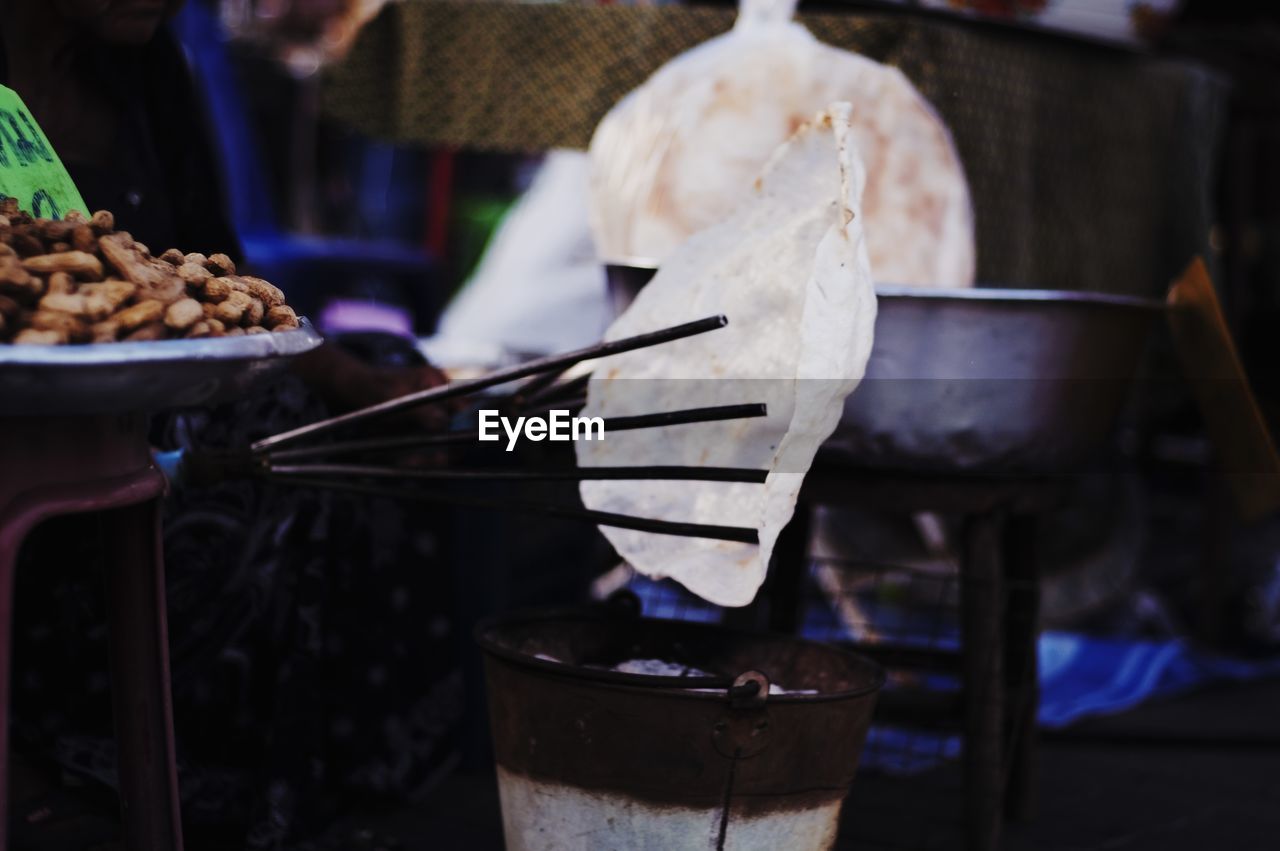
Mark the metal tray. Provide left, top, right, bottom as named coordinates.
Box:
left=0, top=320, right=323, bottom=416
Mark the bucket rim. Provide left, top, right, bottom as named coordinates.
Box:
left=474, top=608, right=886, bottom=704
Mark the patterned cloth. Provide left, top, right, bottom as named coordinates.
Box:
left=13, top=375, right=463, bottom=849
left=323, top=1, right=1228, bottom=297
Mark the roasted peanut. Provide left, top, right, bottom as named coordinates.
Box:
left=99, top=233, right=166, bottom=287
left=77, top=281, right=133, bottom=322
left=37, top=218, right=74, bottom=243
left=124, top=322, right=166, bottom=342
left=80, top=280, right=136, bottom=310
left=214, top=290, right=253, bottom=324
left=90, top=209, right=115, bottom=234
left=47, top=272, right=74, bottom=295
left=111, top=299, right=165, bottom=332
left=90, top=321, right=120, bottom=343
left=71, top=224, right=97, bottom=253
left=264, top=304, right=297, bottom=328
left=243, top=297, right=264, bottom=327
left=83, top=294, right=116, bottom=321
left=38, top=292, right=87, bottom=315
left=203, top=277, right=232, bottom=302
left=165, top=298, right=203, bottom=331
left=137, top=276, right=186, bottom=305
left=14, top=328, right=66, bottom=344
left=11, top=231, right=44, bottom=257
left=2, top=207, right=296, bottom=345
left=91, top=321, right=121, bottom=343
left=29, top=310, right=89, bottom=342
left=206, top=253, right=235, bottom=276
left=0, top=262, right=42, bottom=302
left=236, top=276, right=285, bottom=308
left=177, top=262, right=212, bottom=286
left=23, top=251, right=104, bottom=279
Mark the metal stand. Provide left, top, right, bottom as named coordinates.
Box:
left=0, top=415, right=183, bottom=851
left=770, top=464, right=1059, bottom=851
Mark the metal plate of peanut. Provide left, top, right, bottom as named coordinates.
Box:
left=0, top=200, right=321, bottom=414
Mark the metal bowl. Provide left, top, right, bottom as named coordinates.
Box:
left=0, top=320, right=323, bottom=416
left=604, top=261, right=1164, bottom=473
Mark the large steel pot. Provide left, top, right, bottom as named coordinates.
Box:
left=605, top=262, right=1164, bottom=473
left=477, top=605, right=883, bottom=850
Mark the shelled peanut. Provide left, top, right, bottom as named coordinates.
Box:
left=0, top=199, right=298, bottom=345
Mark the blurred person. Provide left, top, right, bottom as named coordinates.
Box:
left=0, top=0, right=446, bottom=413
left=231, top=0, right=390, bottom=69
left=422, top=149, right=612, bottom=368
left=1, top=1, right=461, bottom=847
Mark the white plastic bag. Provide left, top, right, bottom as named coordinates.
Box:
left=589, top=0, right=975, bottom=288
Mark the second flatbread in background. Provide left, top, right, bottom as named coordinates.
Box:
left=589, top=0, right=975, bottom=289
left=577, top=104, right=877, bottom=608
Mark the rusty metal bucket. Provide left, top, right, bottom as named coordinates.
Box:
left=476, top=602, right=883, bottom=850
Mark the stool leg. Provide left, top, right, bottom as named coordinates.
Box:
left=1003, top=514, right=1040, bottom=823
left=103, top=501, right=184, bottom=851
left=0, top=530, right=19, bottom=850
left=961, top=512, right=1005, bottom=851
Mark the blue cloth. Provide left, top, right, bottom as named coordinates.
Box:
left=151, top=448, right=184, bottom=485
left=1036, top=631, right=1280, bottom=729
left=628, top=573, right=1280, bottom=775
left=860, top=634, right=1280, bottom=776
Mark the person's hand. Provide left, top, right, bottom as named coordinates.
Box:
left=339, top=359, right=454, bottom=432
left=293, top=343, right=455, bottom=432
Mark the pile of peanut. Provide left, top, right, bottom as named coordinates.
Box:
left=0, top=200, right=300, bottom=345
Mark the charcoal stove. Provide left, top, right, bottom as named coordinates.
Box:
left=606, top=261, right=1168, bottom=850
left=477, top=603, right=884, bottom=850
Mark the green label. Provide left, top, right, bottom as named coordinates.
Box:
left=0, top=85, right=88, bottom=220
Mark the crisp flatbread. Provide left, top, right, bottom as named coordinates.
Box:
left=589, top=7, right=974, bottom=288
left=577, top=105, right=876, bottom=607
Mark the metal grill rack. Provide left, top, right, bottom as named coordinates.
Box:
left=803, top=554, right=972, bottom=851
left=613, top=465, right=1057, bottom=851
left=777, top=467, right=1057, bottom=851
left=622, top=541, right=1040, bottom=851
